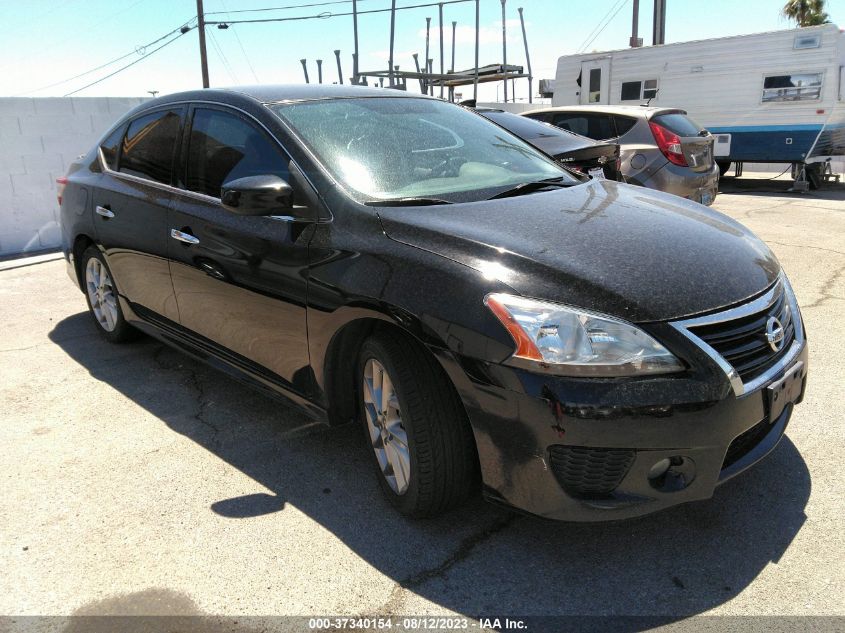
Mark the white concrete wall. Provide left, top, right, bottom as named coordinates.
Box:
left=0, top=97, right=146, bottom=257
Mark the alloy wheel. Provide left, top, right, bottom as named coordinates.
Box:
left=85, top=257, right=119, bottom=332
left=363, top=358, right=410, bottom=494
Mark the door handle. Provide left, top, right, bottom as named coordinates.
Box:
left=95, top=205, right=114, bottom=219
left=170, top=229, right=200, bottom=245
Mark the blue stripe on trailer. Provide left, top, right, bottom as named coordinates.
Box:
left=707, top=124, right=824, bottom=162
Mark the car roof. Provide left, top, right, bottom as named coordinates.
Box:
left=523, top=104, right=685, bottom=118
left=153, top=84, right=430, bottom=106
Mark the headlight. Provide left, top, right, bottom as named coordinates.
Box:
left=484, top=293, right=683, bottom=376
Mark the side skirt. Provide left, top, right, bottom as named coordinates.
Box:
left=121, top=297, right=330, bottom=424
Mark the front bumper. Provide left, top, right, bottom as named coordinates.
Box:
left=455, top=339, right=807, bottom=522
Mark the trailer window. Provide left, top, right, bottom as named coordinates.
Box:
left=588, top=68, right=601, bottom=103
left=621, top=82, right=641, bottom=101
left=620, top=79, right=658, bottom=101
left=762, top=73, right=822, bottom=102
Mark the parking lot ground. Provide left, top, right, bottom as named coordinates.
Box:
left=0, top=176, right=843, bottom=627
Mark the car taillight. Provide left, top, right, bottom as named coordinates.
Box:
left=648, top=121, right=688, bottom=167
left=56, top=176, right=68, bottom=206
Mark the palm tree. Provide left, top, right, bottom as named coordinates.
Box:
left=781, top=0, right=830, bottom=26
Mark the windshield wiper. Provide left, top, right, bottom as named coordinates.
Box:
left=364, top=197, right=454, bottom=207
left=487, top=177, right=577, bottom=200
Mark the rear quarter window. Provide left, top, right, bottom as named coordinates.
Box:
left=651, top=113, right=703, bottom=137
left=100, top=124, right=127, bottom=170
left=613, top=116, right=637, bottom=137
left=119, top=109, right=183, bottom=185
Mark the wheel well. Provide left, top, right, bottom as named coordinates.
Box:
left=323, top=318, right=382, bottom=426
left=323, top=318, right=473, bottom=436
left=71, top=235, right=95, bottom=290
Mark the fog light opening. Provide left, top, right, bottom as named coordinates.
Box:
left=648, top=458, right=672, bottom=480
left=648, top=456, right=696, bottom=492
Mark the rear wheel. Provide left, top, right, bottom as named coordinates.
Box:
left=358, top=331, right=478, bottom=518
left=81, top=246, right=136, bottom=343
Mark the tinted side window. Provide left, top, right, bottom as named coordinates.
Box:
left=523, top=112, right=552, bottom=124
left=553, top=114, right=615, bottom=140
left=100, top=123, right=126, bottom=170
left=613, top=116, right=637, bottom=137
left=119, top=109, right=182, bottom=184
left=186, top=108, right=290, bottom=198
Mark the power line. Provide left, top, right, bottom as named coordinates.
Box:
left=208, top=28, right=240, bottom=83
left=203, top=0, right=473, bottom=25
left=17, top=22, right=195, bottom=96
left=577, top=0, right=628, bottom=53
left=63, top=30, right=191, bottom=96
left=217, top=0, right=261, bottom=83
left=2, top=0, right=166, bottom=77
left=204, top=0, right=368, bottom=16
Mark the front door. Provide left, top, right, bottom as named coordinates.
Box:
left=166, top=105, right=313, bottom=395
left=579, top=58, right=611, bottom=105
left=92, top=107, right=185, bottom=322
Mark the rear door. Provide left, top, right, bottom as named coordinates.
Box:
left=650, top=111, right=714, bottom=173
left=92, top=107, right=185, bottom=321
left=166, top=104, right=313, bottom=394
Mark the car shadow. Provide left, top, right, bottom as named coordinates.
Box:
left=49, top=312, right=811, bottom=618
left=719, top=174, right=845, bottom=200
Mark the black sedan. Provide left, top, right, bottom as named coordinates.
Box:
left=59, top=85, right=807, bottom=521
left=474, top=107, right=621, bottom=180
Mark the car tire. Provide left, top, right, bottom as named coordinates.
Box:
left=81, top=246, right=137, bottom=343
left=717, top=161, right=732, bottom=178
left=358, top=330, right=478, bottom=518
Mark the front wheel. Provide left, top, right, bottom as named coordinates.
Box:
left=81, top=246, right=136, bottom=343
left=358, top=331, right=478, bottom=518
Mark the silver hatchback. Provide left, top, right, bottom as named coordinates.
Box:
left=523, top=105, right=719, bottom=206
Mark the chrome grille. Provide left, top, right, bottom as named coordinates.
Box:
left=671, top=276, right=804, bottom=396
left=687, top=283, right=794, bottom=383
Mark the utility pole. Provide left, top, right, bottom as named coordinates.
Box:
left=424, top=17, right=431, bottom=94
left=388, top=0, right=397, bottom=87
left=473, top=0, right=480, bottom=101
left=450, top=21, right=457, bottom=72
left=517, top=7, right=532, bottom=103
left=501, top=0, right=508, bottom=103
left=652, top=0, right=666, bottom=45
left=352, top=0, right=360, bottom=84
left=317, top=59, right=323, bottom=84
left=630, top=0, right=642, bottom=47
left=196, top=0, right=210, bottom=88
left=334, top=50, right=344, bottom=84
left=438, top=3, right=445, bottom=98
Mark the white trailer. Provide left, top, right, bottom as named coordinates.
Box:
left=550, top=24, right=845, bottom=177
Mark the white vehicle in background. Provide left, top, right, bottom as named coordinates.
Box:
left=548, top=23, right=845, bottom=187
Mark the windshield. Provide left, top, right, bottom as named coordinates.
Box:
left=272, top=97, right=573, bottom=202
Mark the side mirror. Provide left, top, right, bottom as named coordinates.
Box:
left=221, top=174, right=300, bottom=217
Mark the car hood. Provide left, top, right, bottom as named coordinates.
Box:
left=376, top=180, right=781, bottom=322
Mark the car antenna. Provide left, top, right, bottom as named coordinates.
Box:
left=644, top=89, right=659, bottom=107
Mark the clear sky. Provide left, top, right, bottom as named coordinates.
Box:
left=2, top=0, right=843, bottom=102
